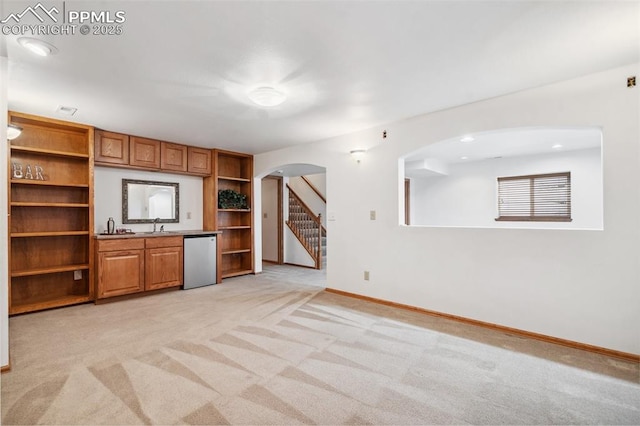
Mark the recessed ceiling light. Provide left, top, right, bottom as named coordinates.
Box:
left=56, top=105, right=77, bottom=116
left=552, top=144, right=563, bottom=149
left=17, top=37, right=58, bottom=57
left=248, top=86, right=286, bottom=107
left=460, top=135, right=475, bottom=143
left=460, top=156, right=469, bottom=160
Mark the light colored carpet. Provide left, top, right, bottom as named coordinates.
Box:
left=1, top=264, right=639, bottom=425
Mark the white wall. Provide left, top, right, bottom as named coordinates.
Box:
left=94, top=167, right=203, bottom=233
left=284, top=227, right=315, bottom=267
left=412, top=148, right=603, bottom=229
left=289, top=174, right=327, bottom=227
left=1, top=56, right=9, bottom=368
left=254, top=64, right=640, bottom=355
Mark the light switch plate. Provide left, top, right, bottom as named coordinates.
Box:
left=73, top=270, right=82, bottom=280
left=370, top=210, right=376, bottom=220
left=364, top=271, right=370, bottom=281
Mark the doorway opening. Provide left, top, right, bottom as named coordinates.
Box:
left=260, top=163, right=327, bottom=274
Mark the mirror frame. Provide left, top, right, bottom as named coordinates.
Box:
left=122, top=179, right=180, bottom=224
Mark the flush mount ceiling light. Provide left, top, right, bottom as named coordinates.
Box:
left=7, top=124, right=23, bottom=140
left=460, top=135, right=475, bottom=143
left=350, top=149, right=367, bottom=163
left=247, top=86, right=286, bottom=107
left=17, top=37, right=58, bottom=57
left=552, top=144, right=563, bottom=149
left=460, top=156, right=469, bottom=160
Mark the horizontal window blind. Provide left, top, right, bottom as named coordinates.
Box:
left=497, top=172, right=571, bottom=222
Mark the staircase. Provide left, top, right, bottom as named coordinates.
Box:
left=286, top=184, right=326, bottom=269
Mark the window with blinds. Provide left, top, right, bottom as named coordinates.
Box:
left=496, top=172, right=572, bottom=222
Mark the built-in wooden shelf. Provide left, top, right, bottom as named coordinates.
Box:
left=204, top=149, right=254, bottom=281
left=12, top=264, right=90, bottom=278
left=10, top=295, right=93, bottom=315
left=222, top=268, right=254, bottom=279
left=11, top=202, right=90, bottom=208
left=11, top=180, right=90, bottom=188
left=218, top=176, right=251, bottom=182
left=222, top=249, right=251, bottom=255
left=9, top=111, right=95, bottom=315
left=11, top=231, right=89, bottom=238
left=10, top=145, right=89, bottom=159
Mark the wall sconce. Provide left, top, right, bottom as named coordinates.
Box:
left=350, top=149, right=367, bottom=163
left=7, top=124, right=23, bottom=140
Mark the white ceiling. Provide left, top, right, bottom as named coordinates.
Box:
left=2, top=1, right=638, bottom=154
left=404, top=127, right=602, bottom=163
left=403, top=126, right=602, bottom=177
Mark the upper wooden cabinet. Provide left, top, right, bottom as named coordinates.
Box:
left=161, top=142, right=188, bottom=173
left=188, top=147, right=212, bottom=176
left=94, top=130, right=212, bottom=176
left=130, top=136, right=161, bottom=170
left=95, top=130, right=129, bottom=165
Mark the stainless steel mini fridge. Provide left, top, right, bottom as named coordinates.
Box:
left=183, top=234, right=217, bottom=289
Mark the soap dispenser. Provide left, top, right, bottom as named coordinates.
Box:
left=107, top=217, right=115, bottom=234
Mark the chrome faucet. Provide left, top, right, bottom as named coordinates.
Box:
left=153, top=217, right=160, bottom=232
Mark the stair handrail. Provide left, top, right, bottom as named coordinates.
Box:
left=301, top=176, right=327, bottom=204
left=286, top=184, right=322, bottom=226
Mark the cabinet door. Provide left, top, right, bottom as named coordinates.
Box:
left=95, top=130, right=130, bottom=165
left=130, top=136, right=160, bottom=169
left=97, top=250, right=144, bottom=298
left=161, top=142, right=188, bottom=172
left=145, top=246, right=183, bottom=290
left=188, top=147, right=212, bottom=175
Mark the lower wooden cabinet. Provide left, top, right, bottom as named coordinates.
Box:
left=98, top=252, right=145, bottom=298
left=145, top=237, right=183, bottom=291
left=96, top=236, right=183, bottom=300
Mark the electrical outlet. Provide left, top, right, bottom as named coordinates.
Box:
left=73, top=270, right=82, bottom=280
left=364, top=271, right=370, bottom=281
left=370, top=210, right=376, bottom=220
left=187, top=211, right=192, bottom=219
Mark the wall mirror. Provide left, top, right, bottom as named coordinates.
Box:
left=122, top=179, right=179, bottom=224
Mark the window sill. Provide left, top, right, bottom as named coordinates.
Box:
left=495, top=217, right=573, bottom=222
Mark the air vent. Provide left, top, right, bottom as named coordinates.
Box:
left=56, top=105, right=77, bottom=116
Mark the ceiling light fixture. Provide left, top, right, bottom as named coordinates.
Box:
left=460, top=156, right=469, bottom=160
left=17, top=37, right=58, bottom=57
left=350, top=149, right=367, bottom=163
left=552, top=144, right=563, bottom=149
left=248, top=86, right=286, bottom=107
left=7, top=124, right=23, bottom=140
left=460, top=135, right=475, bottom=143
